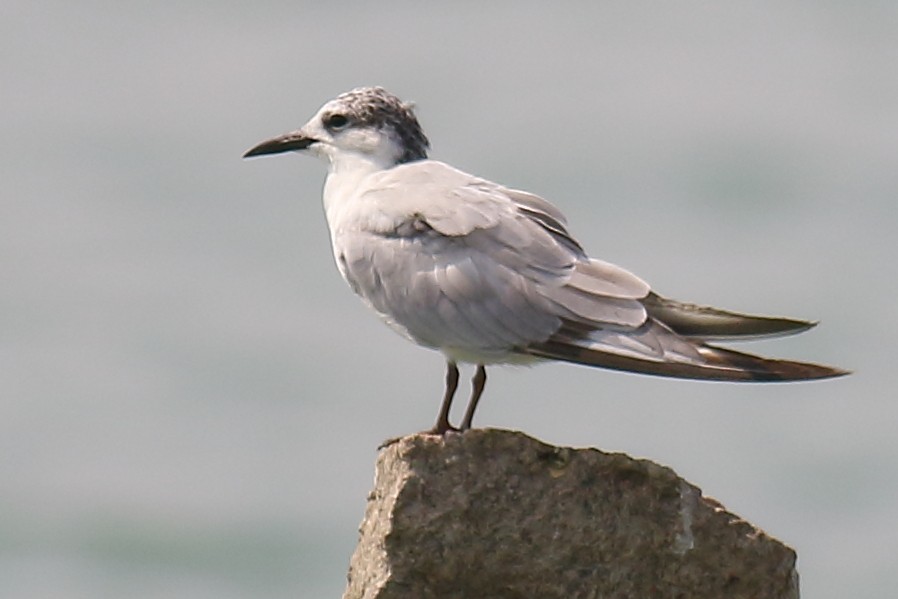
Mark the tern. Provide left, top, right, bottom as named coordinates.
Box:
left=244, top=86, right=847, bottom=434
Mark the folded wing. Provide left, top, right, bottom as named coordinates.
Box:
left=341, top=161, right=847, bottom=380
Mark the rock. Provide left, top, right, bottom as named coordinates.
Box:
left=343, top=428, right=798, bottom=599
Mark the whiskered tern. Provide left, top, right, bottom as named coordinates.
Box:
left=244, top=87, right=847, bottom=434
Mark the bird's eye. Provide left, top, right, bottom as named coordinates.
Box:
left=324, top=113, right=349, bottom=130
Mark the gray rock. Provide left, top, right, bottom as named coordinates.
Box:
left=343, top=429, right=798, bottom=599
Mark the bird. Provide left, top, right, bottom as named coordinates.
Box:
left=243, top=86, right=848, bottom=434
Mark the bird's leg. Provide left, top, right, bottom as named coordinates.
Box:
left=428, top=361, right=460, bottom=434
left=460, top=364, right=487, bottom=431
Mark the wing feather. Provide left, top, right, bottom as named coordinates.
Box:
left=337, top=161, right=654, bottom=357
left=567, top=259, right=650, bottom=299
left=333, top=160, right=843, bottom=379
left=643, top=292, right=817, bottom=340
left=541, top=286, right=647, bottom=328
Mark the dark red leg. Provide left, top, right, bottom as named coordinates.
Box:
left=460, top=364, right=486, bottom=431
left=428, top=361, right=460, bottom=434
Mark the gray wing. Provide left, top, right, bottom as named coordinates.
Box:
left=334, top=161, right=846, bottom=380
left=335, top=162, right=653, bottom=359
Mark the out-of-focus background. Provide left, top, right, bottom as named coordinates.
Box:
left=2, top=2, right=894, bottom=597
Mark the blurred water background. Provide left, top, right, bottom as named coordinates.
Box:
left=2, top=2, right=896, bottom=597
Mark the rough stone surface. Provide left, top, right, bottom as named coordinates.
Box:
left=343, top=428, right=798, bottom=599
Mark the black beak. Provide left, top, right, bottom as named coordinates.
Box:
left=243, top=131, right=315, bottom=158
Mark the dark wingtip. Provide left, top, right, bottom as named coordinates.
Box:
left=755, top=363, right=851, bottom=382
left=700, top=344, right=851, bottom=382
left=643, top=293, right=825, bottom=341
left=523, top=337, right=851, bottom=384
left=814, top=365, right=852, bottom=379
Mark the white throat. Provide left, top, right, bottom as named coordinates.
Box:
left=322, top=149, right=396, bottom=233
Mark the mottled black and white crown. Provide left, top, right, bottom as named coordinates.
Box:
left=327, top=87, right=430, bottom=163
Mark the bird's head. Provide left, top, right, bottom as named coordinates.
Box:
left=243, top=86, right=430, bottom=170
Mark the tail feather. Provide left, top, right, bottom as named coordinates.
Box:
left=522, top=338, right=849, bottom=382
left=643, top=293, right=817, bottom=341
